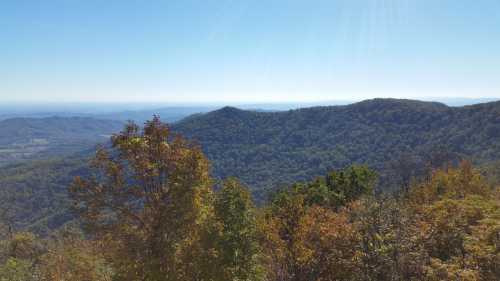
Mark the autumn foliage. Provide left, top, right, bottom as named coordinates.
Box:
left=1, top=118, right=499, bottom=280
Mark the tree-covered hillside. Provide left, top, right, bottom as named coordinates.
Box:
left=174, top=99, right=500, bottom=199
left=0, top=155, right=90, bottom=234
left=2, top=98, right=500, bottom=230
left=1, top=117, right=499, bottom=280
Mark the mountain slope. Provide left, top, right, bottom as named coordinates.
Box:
left=0, top=155, right=91, bottom=234
left=173, top=99, right=500, bottom=199
left=3, top=99, right=500, bottom=232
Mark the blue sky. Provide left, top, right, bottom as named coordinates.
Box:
left=1, top=0, right=500, bottom=103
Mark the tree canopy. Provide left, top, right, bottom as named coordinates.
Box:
left=0, top=116, right=499, bottom=281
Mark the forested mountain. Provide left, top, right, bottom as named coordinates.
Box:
left=0, top=156, right=88, bottom=234
left=0, top=117, right=122, bottom=166
left=2, top=99, right=500, bottom=231
left=2, top=117, right=499, bottom=280
left=174, top=99, right=500, bottom=199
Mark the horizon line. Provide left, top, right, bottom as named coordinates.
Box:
left=0, top=97, right=499, bottom=106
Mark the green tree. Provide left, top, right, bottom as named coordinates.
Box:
left=210, top=178, right=263, bottom=281
left=325, top=165, right=377, bottom=208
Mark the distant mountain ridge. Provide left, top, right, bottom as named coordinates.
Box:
left=0, top=116, right=123, bottom=166
left=0, top=116, right=123, bottom=144
left=2, top=98, right=497, bottom=122
left=0, top=107, right=217, bottom=123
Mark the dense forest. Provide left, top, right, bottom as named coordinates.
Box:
left=1, top=117, right=498, bottom=280
left=0, top=157, right=88, bottom=234
left=2, top=99, right=500, bottom=233
left=177, top=99, right=500, bottom=198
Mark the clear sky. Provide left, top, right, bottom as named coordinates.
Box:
left=1, top=0, right=500, bottom=104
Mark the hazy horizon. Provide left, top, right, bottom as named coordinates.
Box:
left=2, top=0, right=500, bottom=103
left=0, top=97, right=498, bottom=117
